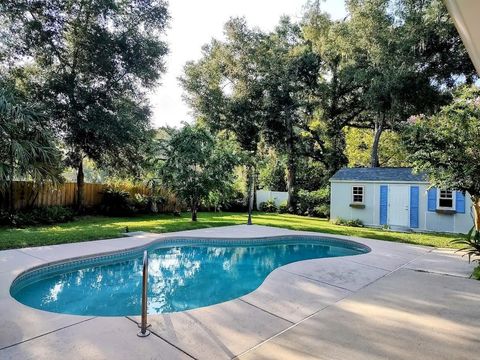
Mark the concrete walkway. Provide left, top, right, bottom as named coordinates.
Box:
left=0, top=225, right=477, bottom=359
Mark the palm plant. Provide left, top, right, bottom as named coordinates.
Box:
left=451, top=228, right=480, bottom=263
left=0, top=89, right=62, bottom=211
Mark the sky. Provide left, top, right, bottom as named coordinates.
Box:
left=149, top=0, right=347, bottom=128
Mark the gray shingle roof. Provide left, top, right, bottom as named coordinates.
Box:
left=330, top=167, right=428, bottom=182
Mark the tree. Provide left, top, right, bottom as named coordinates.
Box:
left=0, top=85, right=62, bottom=211
left=257, top=17, right=321, bottom=208
left=339, top=0, right=432, bottom=167
left=301, top=6, right=364, bottom=176
left=181, top=18, right=264, bottom=223
left=183, top=17, right=330, bottom=208
left=159, top=125, right=239, bottom=221
left=344, top=127, right=410, bottom=167
left=257, top=149, right=287, bottom=192
left=403, top=85, right=480, bottom=231
left=342, top=0, right=476, bottom=167
left=1, top=0, right=169, bottom=209
left=302, top=0, right=476, bottom=169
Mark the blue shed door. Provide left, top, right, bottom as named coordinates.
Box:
left=410, top=186, right=419, bottom=228
left=380, top=185, right=388, bottom=225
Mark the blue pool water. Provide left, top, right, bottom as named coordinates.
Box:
left=10, top=237, right=369, bottom=316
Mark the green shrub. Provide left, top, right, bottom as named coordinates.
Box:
left=220, top=191, right=248, bottom=212
left=0, top=210, right=14, bottom=226
left=259, top=200, right=278, bottom=213
left=312, top=204, right=330, bottom=218
left=0, top=206, right=75, bottom=227
left=132, top=193, right=166, bottom=214
left=333, top=218, right=363, bottom=227
left=148, top=194, right=166, bottom=213
left=100, top=187, right=136, bottom=216
left=131, top=193, right=149, bottom=213
left=278, top=201, right=289, bottom=214
left=472, top=265, right=480, bottom=280
left=296, top=188, right=330, bottom=217
left=100, top=187, right=168, bottom=216
left=30, top=206, right=75, bottom=224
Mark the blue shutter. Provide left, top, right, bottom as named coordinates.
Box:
left=427, top=188, right=437, bottom=212
left=410, top=186, right=419, bottom=228
left=456, top=191, right=465, bottom=213
left=380, top=185, right=388, bottom=225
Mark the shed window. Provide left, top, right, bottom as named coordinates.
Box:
left=438, top=190, right=454, bottom=209
left=352, top=186, right=364, bottom=204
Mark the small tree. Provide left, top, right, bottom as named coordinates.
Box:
left=159, top=125, right=238, bottom=221
left=403, top=85, right=480, bottom=232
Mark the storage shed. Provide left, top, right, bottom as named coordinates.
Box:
left=329, top=167, right=472, bottom=234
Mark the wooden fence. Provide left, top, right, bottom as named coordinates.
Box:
left=1, top=181, right=180, bottom=212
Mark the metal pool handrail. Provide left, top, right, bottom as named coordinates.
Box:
left=137, top=250, right=150, bottom=337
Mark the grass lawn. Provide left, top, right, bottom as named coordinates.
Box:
left=0, top=212, right=463, bottom=251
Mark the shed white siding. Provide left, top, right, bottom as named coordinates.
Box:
left=330, top=182, right=378, bottom=226
left=330, top=180, right=473, bottom=234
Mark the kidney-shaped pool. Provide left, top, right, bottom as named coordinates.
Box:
left=10, top=236, right=370, bottom=316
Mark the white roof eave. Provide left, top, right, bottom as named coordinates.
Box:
left=445, top=0, right=480, bottom=75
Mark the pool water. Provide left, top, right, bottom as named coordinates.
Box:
left=11, top=237, right=369, bottom=316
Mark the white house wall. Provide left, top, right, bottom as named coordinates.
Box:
left=330, top=181, right=473, bottom=234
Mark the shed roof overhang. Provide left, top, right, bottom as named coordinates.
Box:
left=446, top=0, right=480, bottom=75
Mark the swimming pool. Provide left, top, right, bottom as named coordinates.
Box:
left=10, top=236, right=369, bottom=316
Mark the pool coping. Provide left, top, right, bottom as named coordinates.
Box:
left=0, top=224, right=476, bottom=359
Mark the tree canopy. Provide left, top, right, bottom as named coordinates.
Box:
left=1, top=0, right=169, bottom=208
left=403, top=85, right=480, bottom=230
left=182, top=0, right=476, bottom=214
left=159, top=125, right=239, bottom=221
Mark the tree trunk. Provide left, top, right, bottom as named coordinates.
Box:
left=76, top=157, right=85, bottom=211
left=247, top=164, right=255, bottom=225
left=8, top=143, right=15, bottom=213
left=472, top=195, right=480, bottom=231
left=286, top=159, right=296, bottom=210
left=191, top=197, right=198, bottom=221
left=286, top=116, right=297, bottom=210
left=371, top=119, right=384, bottom=168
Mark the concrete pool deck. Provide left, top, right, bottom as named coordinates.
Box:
left=0, top=225, right=478, bottom=359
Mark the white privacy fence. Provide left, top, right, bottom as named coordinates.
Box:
left=256, top=190, right=288, bottom=210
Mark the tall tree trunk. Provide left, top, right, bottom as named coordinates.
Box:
left=371, top=118, right=384, bottom=168
left=247, top=164, right=255, bottom=225
left=286, top=159, right=296, bottom=210
left=286, top=116, right=297, bottom=210
left=472, top=195, right=480, bottom=231
left=76, top=156, right=85, bottom=211
left=191, top=199, right=198, bottom=221
left=324, top=60, right=348, bottom=176
left=191, top=164, right=198, bottom=221
left=8, top=143, right=15, bottom=213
